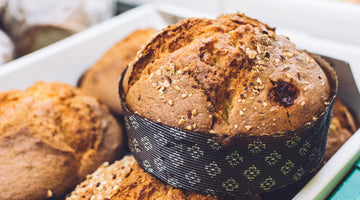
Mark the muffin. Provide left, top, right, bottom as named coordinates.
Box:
left=79, top=28, right=156, bottom=115
left=120, top=13, right=337, bottom=195
left=67, top=156, right=261, bottom=200
left=0, top=82, right=124, bottom=200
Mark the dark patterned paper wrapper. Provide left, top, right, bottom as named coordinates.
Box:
left=119, top=54, right=338, bottom=196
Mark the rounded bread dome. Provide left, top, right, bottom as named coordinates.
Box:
left=122, top=13, right=331, bottom=136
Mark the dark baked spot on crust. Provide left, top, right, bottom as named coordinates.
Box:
left=269, top=80, right=299, bottom=107
left=124, top=13, right=330, bottom=135
left=187, top=110, right=192, bottom=119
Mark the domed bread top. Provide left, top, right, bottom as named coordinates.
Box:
left=122, top=13, right=331, bottom=135
left=0, top=82, right=123, bottom=200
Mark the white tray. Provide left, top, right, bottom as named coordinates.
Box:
left=0, top=4, right=167, bottom=91
left=0, top=3, right=359, bottom=199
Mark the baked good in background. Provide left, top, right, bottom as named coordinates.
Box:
left=0, top=82, right=124, bottom=200
left=0, top=29, right=14, bottom=65
left=67, top=156, right=261, bottom=200
left=79, top=28, right=156, bottom=115
left=324, top=99, right=358, bottom=162
left=122, top=13, right=331, bottom=136
left=0, top=0, right=114, bottom=57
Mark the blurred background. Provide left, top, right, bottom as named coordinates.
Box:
left=0, top=0, right=359, bottom=66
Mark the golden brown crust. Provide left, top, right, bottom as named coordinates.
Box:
left=68, top=156, right=260, bottom=200
left=110, top=161, right=218, bottom=200
left=0, top=82, right=124, bottom=200
left=80, top=28, right=156, bottom=115
left=123, top=13, right=331, bottom=135
left=66, top=156, right=136, bottom=200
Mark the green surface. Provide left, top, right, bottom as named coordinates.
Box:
left=329, top=168, right=360, bottom=200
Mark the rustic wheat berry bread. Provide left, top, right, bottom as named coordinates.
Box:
left=0, top=82, right=124, bottom=200
left=67, top=156, right=261, bottom=200
left=122, top=13, right=331, bottom=135
left=79, top=28, right=156, bottom=115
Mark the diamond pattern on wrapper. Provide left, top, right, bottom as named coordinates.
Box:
left=226, top=151, right=244, bottom=167
left=131, top=138, right=141, bottom=153
left=128, top=115, right=139, bottom=130
left=205, top=161, right=222, bottom=178
left=265, top=151, right=282, bottom=166
left=298, top=141, right=311, bottom=157
left=260, top=176, right=276, bottom=191
left=169, top=152, right=183, bottom=167
left=187, top=144, right=204, bottom=159
left=286, top=135, right=301, bottom=148
left=154, top=157, right=166, bottom=172
left=280, top=160, right=295, bottom=176
left=143, top=160, right=153, bottom=173
left=244, top=165, right=261, bottom=181
left=222, top=178, right=239, bottom=192
left=154, top=132, right=167, bottom=146
left=185, top=170, right=200, bottom=186
left=293, top=167, right=305, bottom=181
left=248, top=140, right=266, bottom=153
left=141, top=136, right=152, bottom=151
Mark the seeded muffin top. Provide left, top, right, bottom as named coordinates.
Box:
left=122, top=13, right=331, bottom=135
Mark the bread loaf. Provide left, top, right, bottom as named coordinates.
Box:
left=0, top=82, right=124, bottom=200
left=1, top=0, right=113, bottom=57
left=79, top=28, right=156, bottom=115
left=122, top=13, right=331, bottom=136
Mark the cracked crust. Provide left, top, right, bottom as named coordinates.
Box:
left=0, top=82, right=124, bottom=200
left=123, top=13, right=331, bottom=135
